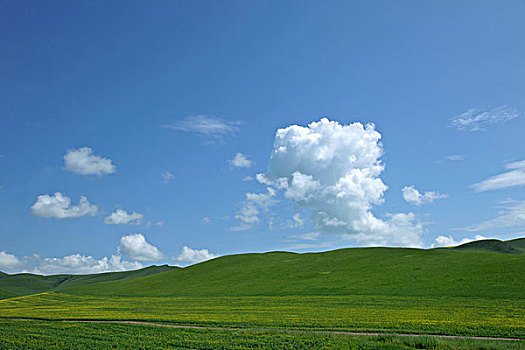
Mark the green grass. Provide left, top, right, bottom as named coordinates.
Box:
left=507, top=238, right=525, bottom=253
left=0, top=319, right=522, bottom=350
left=449, top=238, right=525, bottom=254
left=62, top=247, right=525, bottom=299
left=1, top=291, right=523, bottom=337
left=0, top=288, right=15, bottom=299
left=0, top=265, right=176, bottom=299
left=0, top=242, right=524, bottom=343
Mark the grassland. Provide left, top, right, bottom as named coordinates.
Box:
left=0, top=319, right=522, bottom=350
left=0, top=265, right=175, bottom=299
left=64, top=246, right=525, bottom=299
left=450, top=238, right=525, bottom=254
left=1, top=293, right=523, bottom=337
left=0, top=240, right=524, bottom=348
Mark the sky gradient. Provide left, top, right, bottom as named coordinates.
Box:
left=1, top=0, right=524, bottom=274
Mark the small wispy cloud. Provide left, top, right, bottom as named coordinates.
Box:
left=292, top=232, right=321, bottom=241
left=463, top=200, right=525, bottom=231
left=449, top=105, right=519, bottom=131
left=471, top=160, right=525, bottom=192
left=229, top=153, right=253, bottom=168
left=230, top=188, right=277, bottom=231
left=162, top=171, right=174, bottom=183
left=145, top=221, right=164, bottom=228
left=402, top=186, right=448, bottom=205
left=268, top=213, right=305, bottom=230
left=446, top=155, right=466, bottom=161
left=162, top=115, right=243, bottom=140
left=104, top=209, right=143, bottom=225
left=63, top=147, right=116, bottom=176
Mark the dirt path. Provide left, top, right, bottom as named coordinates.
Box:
left=10, top=318, right=523, bottom=342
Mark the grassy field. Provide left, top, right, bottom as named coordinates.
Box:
left=0, top=241, right=524, bottom=348
left=1, top=292, right=523, bottom=337
left=0, top=319, right=522, bottom=350
left=64, top=246, right=525, bottom=299
left=0, top=265, right=175, bottom=299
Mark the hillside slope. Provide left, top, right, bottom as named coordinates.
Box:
left=450, top=238, right=524, bottom=254
left=506, top=238, right=525, bottom=252
left=63, top=245, right=525, bottom=299
left=0, top=265, right=176, bottom=299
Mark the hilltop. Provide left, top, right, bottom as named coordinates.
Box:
left=0, top=265, right=176, bottom=299
left=0, top=239, right=523, bottom=339
left=449, top=238, right=525, bottom=254
left=60, top=240, right=524, bottom=299
left=2, top=239, right=523, bottom=301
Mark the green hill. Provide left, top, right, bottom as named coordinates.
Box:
left=0, top=289, right=15, bottom=299
left=62, top=244, right=525, bottom=299
left=0, top=265, right=176, bottom=299
left=506, top=237, right=525, bottom=252
left=450, top=238, right=524, bottom=254
left=1, top=242, right=523, bottom=338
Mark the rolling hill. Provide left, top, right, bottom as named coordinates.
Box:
left=1, top=238, right=523, bottom=301
left=0, top=265, right=176, bottom=299
left=449, top=238, right=525, bottom=254
left=506, top=237, right=525, bottom=252
left=0, top=239, right=523, bottom=339
left=60, top=239, right=525, bottom=299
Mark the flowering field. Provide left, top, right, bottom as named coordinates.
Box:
left=1, top=292, right=523, bottom=338
left=0, top=319, right=523, bottom=350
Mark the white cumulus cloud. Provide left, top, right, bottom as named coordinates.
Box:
left=176, top=246, right=216, bottom=263
left=30, top=192, right=98, bottom=219
left=117, top=233, right=164, bottom=261
left=0, top=252, right=142, bottom=275
left=449, top=106, right=519, bottom=131
left=431, top=234, right=488, bottom=248
left=234, top=118, right=424, bottom=247
left=33, top=254, right=142, bottom=275
left=0, top=251, right=21, bottom=270
left=229, top=152, right=253, bottom=168
left=402, top=186, right=448, bottom=205
left=471, top=160, right=525, bottom=192
left=104, top=209, right=144, bottom=225
left=64, top=147, right=116, bottom=176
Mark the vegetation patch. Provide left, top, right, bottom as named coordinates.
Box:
left=0, top=319, right=522, bottom=350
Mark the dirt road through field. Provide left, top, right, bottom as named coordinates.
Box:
left=10, top=318, right=523, bottom=342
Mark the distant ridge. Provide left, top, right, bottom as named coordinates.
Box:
left=1, top=238, right=523, bottom=301
left=60, top=244, right=524, bottom=299
left=506, top=237, right=525, bottom=252
left=0, top=265, right=177, bottom=299
left=450, top=238, right=525, bottom=254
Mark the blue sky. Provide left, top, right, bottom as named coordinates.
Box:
left=1, top=0, right=524, bottom=274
